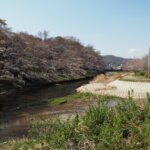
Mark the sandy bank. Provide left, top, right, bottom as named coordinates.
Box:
left=77, top=80, right=150, bottom=98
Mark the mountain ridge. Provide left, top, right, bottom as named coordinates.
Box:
left=102, top=55, right=130, bottom=67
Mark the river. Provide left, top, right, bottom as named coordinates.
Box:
left=0, top=80, right=88, bottom=142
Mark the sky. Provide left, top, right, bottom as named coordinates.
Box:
left=0, top=0, right=150, bottom=58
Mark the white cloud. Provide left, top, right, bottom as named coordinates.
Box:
left=128, top=48, right=136, bottom=53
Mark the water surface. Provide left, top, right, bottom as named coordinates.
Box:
left=0, top=81, right=88, bottom=141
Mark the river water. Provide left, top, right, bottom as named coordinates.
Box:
left=0, top=80, right=88, bottom=141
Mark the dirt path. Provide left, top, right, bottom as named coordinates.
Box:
left=77, top=80, right=150, bottom=98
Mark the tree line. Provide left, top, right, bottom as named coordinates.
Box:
left=123, top=55, right=148, bottom=72
left=0, top=18, right=105, bottom=87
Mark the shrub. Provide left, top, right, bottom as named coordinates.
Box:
left=9, top=97, right=150, bottom=150
left=144, top=72, right=148, bottom=77
left=135, top=71, right=148, bottom=77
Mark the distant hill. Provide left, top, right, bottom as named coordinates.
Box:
left=102, top=55, right=129, bottom=68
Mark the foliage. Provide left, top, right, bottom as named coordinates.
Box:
left=135, top=71, right=148, bottom=77
left=0, top=19, right=11, bottom=31
left=123, top=55, right=148, bottom=72
left=0, top=18, right=105, bottom=88
left=119, top=72, right=150, bottom=82
left=3, top=94, right=150, bottom=150
left=146, top=92, right=150, bottom=103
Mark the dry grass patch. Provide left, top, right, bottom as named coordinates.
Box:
left=91, top=74, right=107, bottom=83
left=91, top=72, right=123, bottom=83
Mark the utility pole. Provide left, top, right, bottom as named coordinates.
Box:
left=148, top=47, right=150, bottom=79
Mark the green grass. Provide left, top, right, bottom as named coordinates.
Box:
left=119, top=78, right=150, bottom=82
left=1, top=93, right=150, bottom=150
left=119, top=72, right=150, bottom=82
left=17, top=93, right=123, bottom=109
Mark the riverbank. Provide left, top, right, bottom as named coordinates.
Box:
left=77, top=72, right=150, bottom=99
left=1, top=72, right=149, bottom=148
left=0, top=92, right=123, bottom=142
left=0, top=72, right=128, bottom=141
left=1, top=93, right=150, bottom=150
left=119, top=72, right=150, bottom=82
left=0, top=73, right=97, bottom=96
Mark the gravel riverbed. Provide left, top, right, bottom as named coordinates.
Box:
left=77, top=80, right=150, bottom=98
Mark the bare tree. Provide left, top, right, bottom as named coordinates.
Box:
left=0, top=18, right=11, bottom=31
left=38, top=31, right=43, bottom=39
left=43, top=30, right=49, bottom=40
left=0, top=19, right=7, bottom=27
left=37, top=30, right=49, bottom=40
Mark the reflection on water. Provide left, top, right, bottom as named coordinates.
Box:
left=0, top=81, right=87, bottom=112
left=0, top=81, right=88, bottom=141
